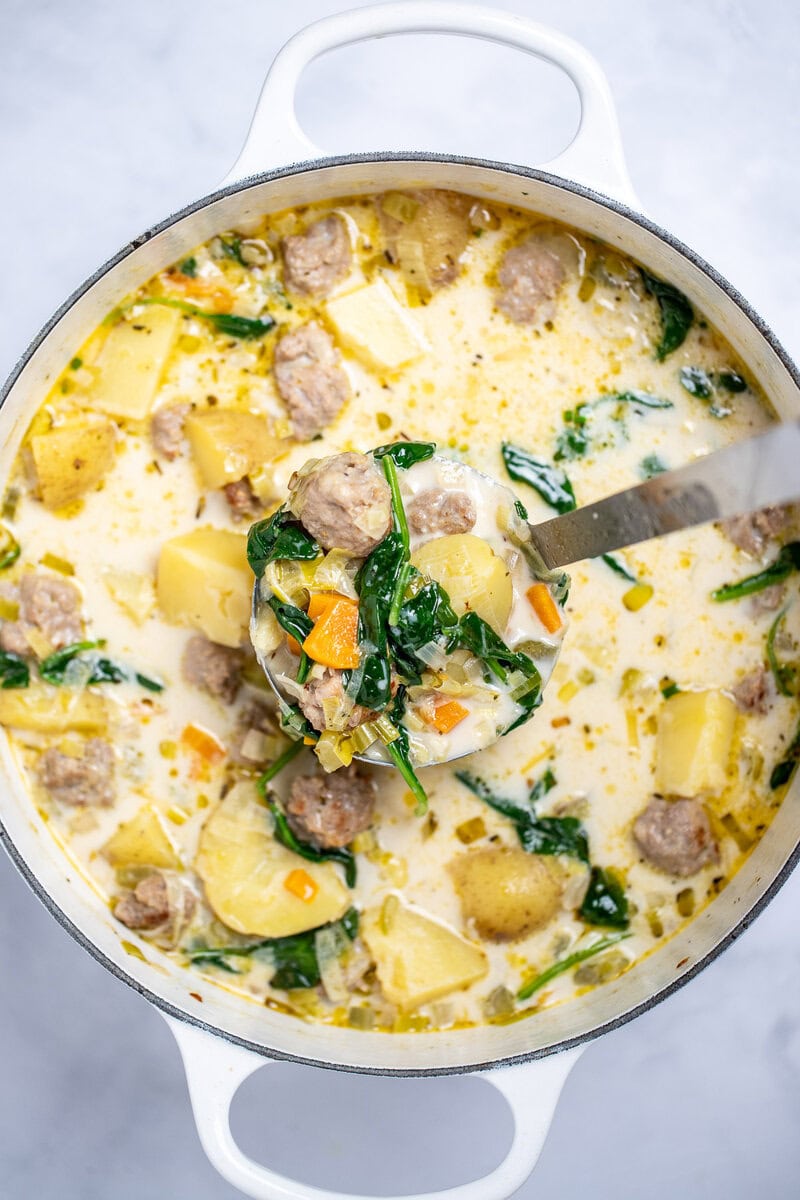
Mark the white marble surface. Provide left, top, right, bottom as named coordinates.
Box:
left=1, top=1, right=800, bottom=1196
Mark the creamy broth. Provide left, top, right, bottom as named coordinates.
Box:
left=0, top=191, right=797, bottom=1032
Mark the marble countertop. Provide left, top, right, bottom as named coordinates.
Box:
left=1, top=1, right=799, bottom=1196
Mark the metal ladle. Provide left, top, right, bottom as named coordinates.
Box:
left=252, top=419, right=800, bottom=765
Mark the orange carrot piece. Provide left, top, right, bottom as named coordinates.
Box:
left=302, top=596, right=360, bottom=669
left=526, top=583, right=562, bottom=633
left=181, top=723, right=226, bottom=764
left=161, top=273, right=234, bottom=312
left=288, top=593, right=348, bottom=655
left=423, top=699, right=469, bottom=735
left=307, top=593, right=339, bottom=621
left=284, top=868, right=319, bottom=903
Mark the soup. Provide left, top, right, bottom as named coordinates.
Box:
left=1, top=190, right=796, bottom=1031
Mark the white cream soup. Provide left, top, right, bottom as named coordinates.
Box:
left=0, top=191, right=797, bottom=1032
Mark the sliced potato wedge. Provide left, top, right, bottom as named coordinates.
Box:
left=185, top=408, right=284, bottom=490
left=103, top=803, right=182, bottom=869
left=412, top=533, right=513, bottom=634
left=29, top=420, right=116, bottom=510
left=655, top=689, right=737, bottom=798
left=89, top=307, right=181, bottom=420
left=0, top=685, right=106, bottom=733
left=325, top=278, right=428, bottom=371
left=362, top=898, right=488, bottom=1009
left=195, top=782, right=349, bottom=937
left=156, top=527, right=250, bottom=647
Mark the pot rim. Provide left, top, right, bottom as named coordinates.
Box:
left=2, top=150, right=799, bottom=1076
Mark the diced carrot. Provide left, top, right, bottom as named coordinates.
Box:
left=161, top=273, right=234, bottom=312
left=284, top=868, right=319, bottom=903
left=181, top=723, right=226, bottom=764
left=302, top=596, right=360, bottom=669
left=307, top=592, right=339, bottom=621
left=288, top=593, right=349, bottom=656
left=526, top=583, right=562, bottom=633
left=423, top=698, right=469, bottom=735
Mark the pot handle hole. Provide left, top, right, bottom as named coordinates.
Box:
left=223, top=1, right=637, bottom=204
left=165, top=1014, right=583, bottom=1200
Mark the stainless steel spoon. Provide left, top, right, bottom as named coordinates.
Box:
left=252, top=419, right=800, bottom=763
left=526, top=417, right=800, bottom=570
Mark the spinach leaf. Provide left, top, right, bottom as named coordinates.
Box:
left=139, top=296, right=275, bottom=339
left=347, top=532, right=405, bottom=710
left=187, top=908, right=360, bottom=991
left=555, top=392, right=673, bottom=462
left=449, top=611, right=541, bottom=699
left=770, top=719, right=800, bottom=789
left=601, top=553, right=637, bottom=583
left=266, top=595, right=313, bottom=646
left=679, top=366, right=713, bottom=399
left=247, top=507, right=320, bottom=578
left=456, top=769, right=589, bottom=862
left=256, top=739, right=305, bottom=790
left=640, top=454, right=667, bottom=479
left=711, top=542, right=800, bottom=603
left=517, top=932, right=631, bottom=1001
left=389, top=580, right=459, bottom=682
left=381, top=452, right=410, bottom=553
left=178, top=257, right=197, bottom=277
left=501, top=442, right=576, bottom=514
left=640, top=270, right=693, bottom=360
left=268, top=799, right=356, bottom=887
left=385, top=688, right=429, bottom=815
left=679, top=366, right=733, bottom=418
left=39, top=640, right=164, bottom=691
left=766, top=608, right=799, bottom=697
left=579, top=866, right=629, bottom=928
left=217, top=235, right=246, bottom=266
left=554, top=421, right=590, bottom=461
left=280, top=704, right=318, bottom=743
left=717, top=369, right=747, bottom=393
left=372, top=441, right=436, bottom=470
left=0, top=651, right=29, bottom=689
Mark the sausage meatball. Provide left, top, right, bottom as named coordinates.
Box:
left=289, top=451, right=392, bottom=557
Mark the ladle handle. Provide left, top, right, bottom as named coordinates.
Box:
left=528, top=419, right=800, bottom=570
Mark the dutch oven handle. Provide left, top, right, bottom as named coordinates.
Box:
left=166, top=1015, right=583, bottom=1200
left=223, top=1, right=637, bottom=205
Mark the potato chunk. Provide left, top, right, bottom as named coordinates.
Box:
left=450, top=846, right=563, bottom=941
left=29, top=420, right=116, bottom=509
left=103, top=804, right=182, bottom=870
left=156, top=527, right=250, bottom=647
left=362, top=898, right=488, bottom=1009
left=0, top=685, right=106, bottom=733
left=324, top=278, right=428, bottom=371
left=412, top=533, right=513, bottom=633
left=89, top=307, right=180, bottom=419
left=185, top=409, right=284, bottom=489
left=655, top=689, right=737, bottom=798
left=195, top=782, right=349, bottom=937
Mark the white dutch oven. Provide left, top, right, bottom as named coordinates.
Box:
left=2, top=5, right=799, bottom=1198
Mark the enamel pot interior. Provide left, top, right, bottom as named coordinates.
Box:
left=2, top=155, right=799, bottom=1076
